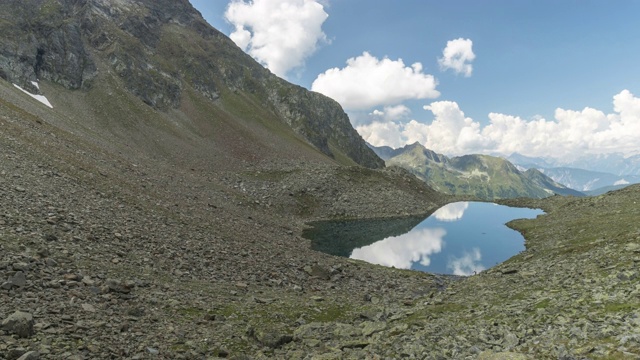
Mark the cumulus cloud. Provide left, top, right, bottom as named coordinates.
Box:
left=355, top=90, right=640, bottom=161
left=447, top=248, right=485, bottom=276
left=350, top=228, right=445, bottom=269
left=356, top=105, right=412, bottom=148
left=356, top=121, right=405, bottom=149
left=311, top=52, right=440, bottom=110
left=433, top=202, right=469, bottom=222
left=225, top=0, right=328, bottom=78
left=438, top=38, right=476, bottom=77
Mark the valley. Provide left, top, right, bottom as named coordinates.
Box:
left=1, top=1, right=639, bottom=359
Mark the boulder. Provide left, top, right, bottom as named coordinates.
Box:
left=2, top=311, right=35, bottom=338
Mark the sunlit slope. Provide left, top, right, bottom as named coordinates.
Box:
left=374, top=142, right=583, bottom=199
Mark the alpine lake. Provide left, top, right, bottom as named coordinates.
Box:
left=303, top=202, right=544, bottom=276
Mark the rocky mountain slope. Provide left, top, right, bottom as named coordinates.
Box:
left=371, top=142, right=583, bottom=199
left=1, top=1, right=639, bottom=360
left=0, top=0, right=383, bottom=169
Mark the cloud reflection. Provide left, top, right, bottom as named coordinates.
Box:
left=350, top=228, right=445, bottom=269
left=447, top=248, right=485, bottom=276
left=433, top=202, right=469, bottom=222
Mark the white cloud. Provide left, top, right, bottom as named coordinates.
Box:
left=311, top=52, right=440, bottom=110
left=614, top=179, right=630, bottom=186
left=369, top=105, right=411, bottom=123
left=350, top=228, right=445, bottom=269
left=447, top=248, right=485, bottom=276
left=356, top=121, right=406, bottom=149
left=225, top=0, right=329, bottom=78
left=438, top=38, right=476, bottom=77
left=433, top=202, right=469, bottom=222
left=354, top=90, right=640, bottom=161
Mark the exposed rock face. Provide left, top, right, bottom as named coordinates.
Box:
left=0, top=0, right=383, bottom=168
left=0, top=0, right=98, bottom=93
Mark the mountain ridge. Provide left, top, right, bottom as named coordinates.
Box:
left=370, top=142, right=584, bottom=199
left=0, top=0, right=383, bottom=169
left=1, top=1, right=639, bottom=358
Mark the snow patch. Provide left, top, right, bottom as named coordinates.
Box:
left=614, top=179, right=630, bottom=186
left=13, top=83, right=53, bottom=108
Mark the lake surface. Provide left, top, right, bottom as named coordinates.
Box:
left=303, top=202, right=544, bottom=276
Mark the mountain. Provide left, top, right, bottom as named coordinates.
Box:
left=584, top=184, right=632, bottom=196
left=509, top=152, right=640, bottom=176
left=2, top=2, right=639, bottom=358
left=506, top=153, right=555, bottom=169
left=371, top=143, right=583, bottom=199
left=566, top=153, right=640, bottom=176
left=537, top=167, right=640, bottom=192
left=0, top=1, right=454, bottom=357
left=0, top=0, right=383, bottom=169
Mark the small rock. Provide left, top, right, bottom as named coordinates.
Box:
left=12, top=262, right=29, bottom=271
left=500, top=268, right=518, bottom=275
left=7, top=348, right=27, bottom=360
left=44, top=234, right=58, bottom=242
left=309, top=265, right=331, bottom=280
left=37, top=248, right=50, bottom=258
left=17, top=351, right=40, bottom=360
left=478, top=351, right=528, bottom=360
left=2, top=311, right=35, bottom=338
left=249, top=327, right=293, bottom=349
left=45, top=258, right=58, bottom=267
left=10, top=271, right=27, bottom=288
left=81, top=304, right=96, bottom=313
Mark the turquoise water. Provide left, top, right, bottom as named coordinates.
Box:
left=303, top=202, right=544, bottom=276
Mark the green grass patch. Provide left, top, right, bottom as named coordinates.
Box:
left=603, top=302, right=640, bottom=313
left=535, top=298, right=552, bottom=309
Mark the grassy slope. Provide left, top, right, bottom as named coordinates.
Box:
left=388, top=146, right=551, bottom=199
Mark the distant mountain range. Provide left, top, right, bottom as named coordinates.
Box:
left=508, top=154, right=640, bottom=193
left=507, top=153, right=640, bottom=176
left=370, top=143, right=583, bottom=200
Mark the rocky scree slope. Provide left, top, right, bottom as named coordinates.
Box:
left=2, top=92, right=639, bottom=359
left=0, top=0, right=383, bottom=168
left=0, top=74, right=450, bottom=359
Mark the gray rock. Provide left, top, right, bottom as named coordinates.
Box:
left=478, top=351, right=529, bottom=360
left=2, top=311, right=35, bottom=338
left=17, top=351, right=40, bottom=360
left=7, top=348, right=27, bottom=360
left=10, top=271, right=27, bottom=287
left=248, top=327, right=293, bottom=349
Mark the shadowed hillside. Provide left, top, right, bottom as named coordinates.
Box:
left=0, top=0, right=383, bottom=169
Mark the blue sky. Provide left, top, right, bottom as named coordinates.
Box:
left=190, top=0, right=640, bottom=161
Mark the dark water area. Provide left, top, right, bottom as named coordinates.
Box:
left=303, top=202, right=544, bottom=276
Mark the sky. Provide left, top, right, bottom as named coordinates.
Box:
left=190, top=0, right=640, bottom=162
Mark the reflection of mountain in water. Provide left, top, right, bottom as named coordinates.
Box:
left=303, top=216, right=425, bottom=257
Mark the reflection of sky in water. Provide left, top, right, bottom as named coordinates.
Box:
left=447, top=248, right=485, bottom=276
left=347, top=202, right=543, bottom=276
left=433, top=202, right=469, bottom=221
left=351, top=228, right=445, bottom=269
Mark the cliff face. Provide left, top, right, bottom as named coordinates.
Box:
left=0, top=0, right=383, bottom=168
